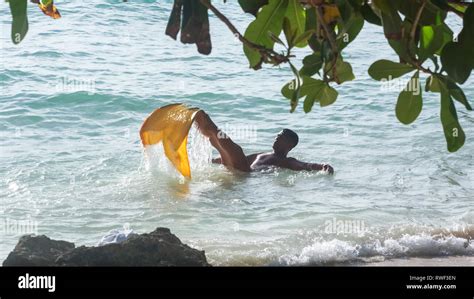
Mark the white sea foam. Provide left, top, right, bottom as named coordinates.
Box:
left=188, top=224, right=474, bottom=266
left=278, top=232, right=474, bottom=266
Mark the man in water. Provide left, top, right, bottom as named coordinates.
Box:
left=194, top=110, right=334, bottom=174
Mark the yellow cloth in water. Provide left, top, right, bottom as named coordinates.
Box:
left=140, top=103, right=200, bottom=178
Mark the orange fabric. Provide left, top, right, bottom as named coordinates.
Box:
left=140, top=103, right=200, bottom=178
left=38, top=3, right=61, bottom=19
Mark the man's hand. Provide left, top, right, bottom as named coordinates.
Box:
left=279, top=158, right=334, bottom=174
left=322, top=164, right=334, bottom=175
left=194, top=110, right=217, bottom=138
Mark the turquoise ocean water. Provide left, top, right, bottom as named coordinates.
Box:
left=1, top=1, right=473, bottom=265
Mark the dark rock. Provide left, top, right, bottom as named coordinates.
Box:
left=3, top=227, right=210, bottom=267
left=3, top=235, right=74, bottom=266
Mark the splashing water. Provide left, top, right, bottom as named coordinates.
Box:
left=143, top=123, right=213, bottom=179
left=187, top=124, right=213, bottom=174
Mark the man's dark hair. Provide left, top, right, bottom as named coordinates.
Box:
left=282, top=129, right=299, bottom=148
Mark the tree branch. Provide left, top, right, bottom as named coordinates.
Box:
left=199, top=0, right=290, bottom=66
left=314, top=5, right=338, bottom=57
left=313, top=4, right=339, bottom=82
left=408, top=0, right=435, bottom=75
left=410, top=0, right=427, bottom=41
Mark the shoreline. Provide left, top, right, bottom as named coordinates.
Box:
left=4, top=230, right=474, bottom=267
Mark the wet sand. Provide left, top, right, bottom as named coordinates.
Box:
left=360, top=256, right=474, bottom=267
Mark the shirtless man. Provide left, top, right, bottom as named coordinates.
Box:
left=194, top=110, right=334, bottom=174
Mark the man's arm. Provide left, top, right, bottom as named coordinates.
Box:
left=213, top=153, right=262, bottom=165
left=278, top=158, right=334, bottom=174
left=194, top=111, right=251, bottom=172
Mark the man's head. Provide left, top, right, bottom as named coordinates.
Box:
left=272, top=129, right=299, bottom=156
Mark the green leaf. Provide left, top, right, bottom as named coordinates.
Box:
left=399, top=20, right=418, bottom=62
left=441, top=41, right=472, bottom=84
left=396, top=71, right=423, bottom=124
left=290, top=90, right=299, bottom=112
left=379, top=11, right=408, bottom=61
left=289, top=61, right=299, bottom=79
left=427, top=55, right=440, bottom=72
left=462, top=3, right=474, bottom=39
left=288, top=61, right=302, bottom=112
left=336, top=11, right=364, bottom=50
left=418, top=24, right=452, bottom=60
left=9, top=0, right=28, bottom=44
left=334, top=59, right=355, bottom=84
left=447, top=3, right=467, bottom=14
left=439, top=81, right=465, bottom=153
left=284, top=0, right=306, bottom=47
left=301, top=78, right=320, bottom=112
left=374, top=1, right=418, bottom=63
left=440, top=6, right=474, bottom=82
left=281, top=79, right=301, bottom=100
left=398, top=0, right=446, bottom=26
left=300, top=76, right=325, bottom=96
left=319, top=84, right=339, bottom=107
left=372, top=0, right=399, bottom=15
left=455, top=6, right=474, bottom=70
left=320, top=39, right=334, bottom=62
left=301, top=78, right=338, bottom=111
left=325, top=57, right=355, bottom=84
left=288, top=62, right=301, bottom=91
left=293, top=30, right=314, bottom=47
left=268, top=31, right=285, bottom=47
left=446, top=79, right=472, bottom=111
left=368, top=60, right=415, bottom=81
left=420, top=25, right=435, bottom=50
left=426, top=75, right=442, bottom=93
left=360, top=3, right=381, bottom=26
left=282, top=65, right=302, bottom=113
left=244, top=0, right=289, bottom=69
left=431, top=0, right=466, bottom=16
left=301, top=77, right=325, bottom=112
left=238, top=0, right=268, bottom=16
left=303, top=95, right=314, bottom=113
left=300, top=53, right=322, bottom=76
left=436, top=24, right=454, bottom=55
left=305, top=7, right=321, bottom=53
left=282, top=16, right=298, bottom=48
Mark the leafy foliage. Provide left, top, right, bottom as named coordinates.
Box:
left=5, top=0, right=473, bottom=152
left=237, top=0, right=472, bottom=152
left=396, top=71, right=422, bottom=125
left=8, top=0, right=29, bottom=45
left=243, top=0, right=289, bottom=69
left=165, top=0, right=212, bottom=55
left=7, top=0, right=60, bottom=44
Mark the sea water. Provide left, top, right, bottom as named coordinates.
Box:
left=0, top=1, right=473, bottom=265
